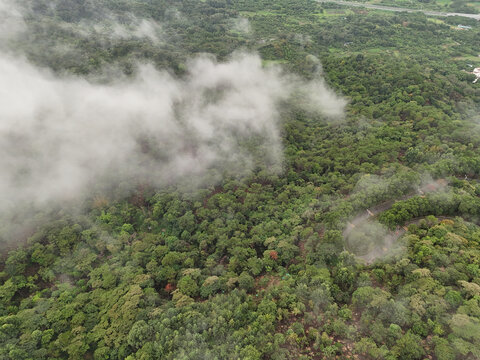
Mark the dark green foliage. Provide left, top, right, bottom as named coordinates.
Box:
left=1, top=0, right=480, bottom=358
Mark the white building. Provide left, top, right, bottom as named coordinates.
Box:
left=473, top=68, right=480, bottom=83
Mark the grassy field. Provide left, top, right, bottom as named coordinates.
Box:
left=365, top=0, right=480, bottom=12
left=436, top=0, right=480, bottom=9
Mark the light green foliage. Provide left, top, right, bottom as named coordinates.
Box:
left=177, top=276, right=199, bottom=297
left=1, top=0, right=480, bottom=358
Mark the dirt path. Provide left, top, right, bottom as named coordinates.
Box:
left=344, top=179, right=448, bottom=238
left=343, top=179, right=450, bottom=263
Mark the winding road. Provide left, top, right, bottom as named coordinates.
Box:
left=316, top=0, right=480, bottom=21
left=343, top=179, right=450, bottom=263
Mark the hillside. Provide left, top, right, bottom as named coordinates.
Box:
left=0, top=0, right=480, bottom=359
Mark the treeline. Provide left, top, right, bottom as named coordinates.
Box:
left=1, top=0, right=480, bottom=358
left=379, top=186, right=480, bottom=228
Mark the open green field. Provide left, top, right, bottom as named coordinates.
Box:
left=375, top=0, right=480, bottom=12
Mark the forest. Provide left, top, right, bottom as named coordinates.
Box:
left=0, top=0, right=480, bottom=359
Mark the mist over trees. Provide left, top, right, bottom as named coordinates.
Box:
left=0, top=0, right=480, bottom=359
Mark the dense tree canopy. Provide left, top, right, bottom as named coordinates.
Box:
left=1, top=0, right=480, bottom=359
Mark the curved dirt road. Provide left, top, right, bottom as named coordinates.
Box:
left=343, top=179, right=450, bottom=263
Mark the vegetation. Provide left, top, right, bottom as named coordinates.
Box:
left=355, top=0, right=480, bottom=14
left=1, top=0, right=480, bottom=359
